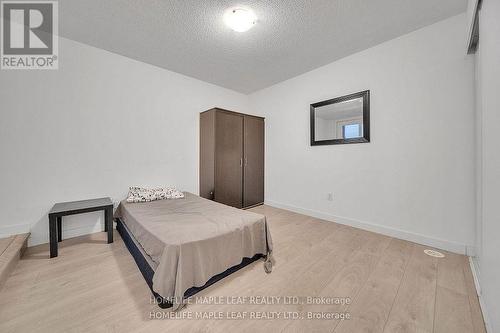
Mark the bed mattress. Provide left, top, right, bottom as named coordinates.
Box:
left=114, top=192, right=273, bottom=310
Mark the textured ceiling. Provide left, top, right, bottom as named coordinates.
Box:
left=317, top=99, right=363, bottom=120
left=60, top=0, right=467, bottom=93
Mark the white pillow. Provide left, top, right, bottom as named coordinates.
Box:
left=126, top=186, right=184, bottom=203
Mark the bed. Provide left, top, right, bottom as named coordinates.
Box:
left=114, top=192, right=273, bottom=310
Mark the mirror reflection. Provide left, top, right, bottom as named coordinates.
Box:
left=314, top=97, right=363, bottom=141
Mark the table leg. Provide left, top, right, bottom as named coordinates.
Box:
left=49, top=215, right=58, bottom=258
left=57, top=216, right=62, bottom=242
left=104, top=213, right=108, bottom=232
left=105, top=207, right=113, bottom=244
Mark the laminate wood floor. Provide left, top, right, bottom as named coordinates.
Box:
left=0, top=206, right=486, bottom=333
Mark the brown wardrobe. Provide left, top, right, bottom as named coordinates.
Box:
left=200, top=108, right=264, bottom=209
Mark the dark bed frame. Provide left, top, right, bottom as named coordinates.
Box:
left=115, top=218, right=264, bottom=308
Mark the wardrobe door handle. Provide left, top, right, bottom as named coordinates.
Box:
left=244, top=157, right=248, bottom=166
left=240, top=158, right=243, bottom=167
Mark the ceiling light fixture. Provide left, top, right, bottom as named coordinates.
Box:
left=223, top=8, right=257, bottom=32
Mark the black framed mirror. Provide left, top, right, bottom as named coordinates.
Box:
left=310, top=90, right=370, bottom=146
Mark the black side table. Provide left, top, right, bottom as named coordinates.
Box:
left=48, top=197, right=114, bottom=258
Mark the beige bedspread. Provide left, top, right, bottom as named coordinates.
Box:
left=115, top=192, right=273, bottom=310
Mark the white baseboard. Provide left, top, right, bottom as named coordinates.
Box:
left=469, top=256, right=492, bottom=333
left=265, top=200, right=471, bottom=255
left=0, top=223, right=31, bottom=239
left=470, top=256, right=482, bottom=295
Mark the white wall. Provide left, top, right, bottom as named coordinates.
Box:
left=250, top=14, right=476, bottom=254
left=315, top=117, right=336, bottom=141
left=0, top=37, right=251, bottom=246
left=475, top=0, right=500, bottom=330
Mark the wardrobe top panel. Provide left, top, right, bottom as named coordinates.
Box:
left=201, top=108, right=265, bottom=120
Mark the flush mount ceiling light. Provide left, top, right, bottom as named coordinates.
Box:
left=223, top=8, right=257, bottom=32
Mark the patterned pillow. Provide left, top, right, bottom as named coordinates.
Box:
left=126, top=186, right=184, bottom=203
